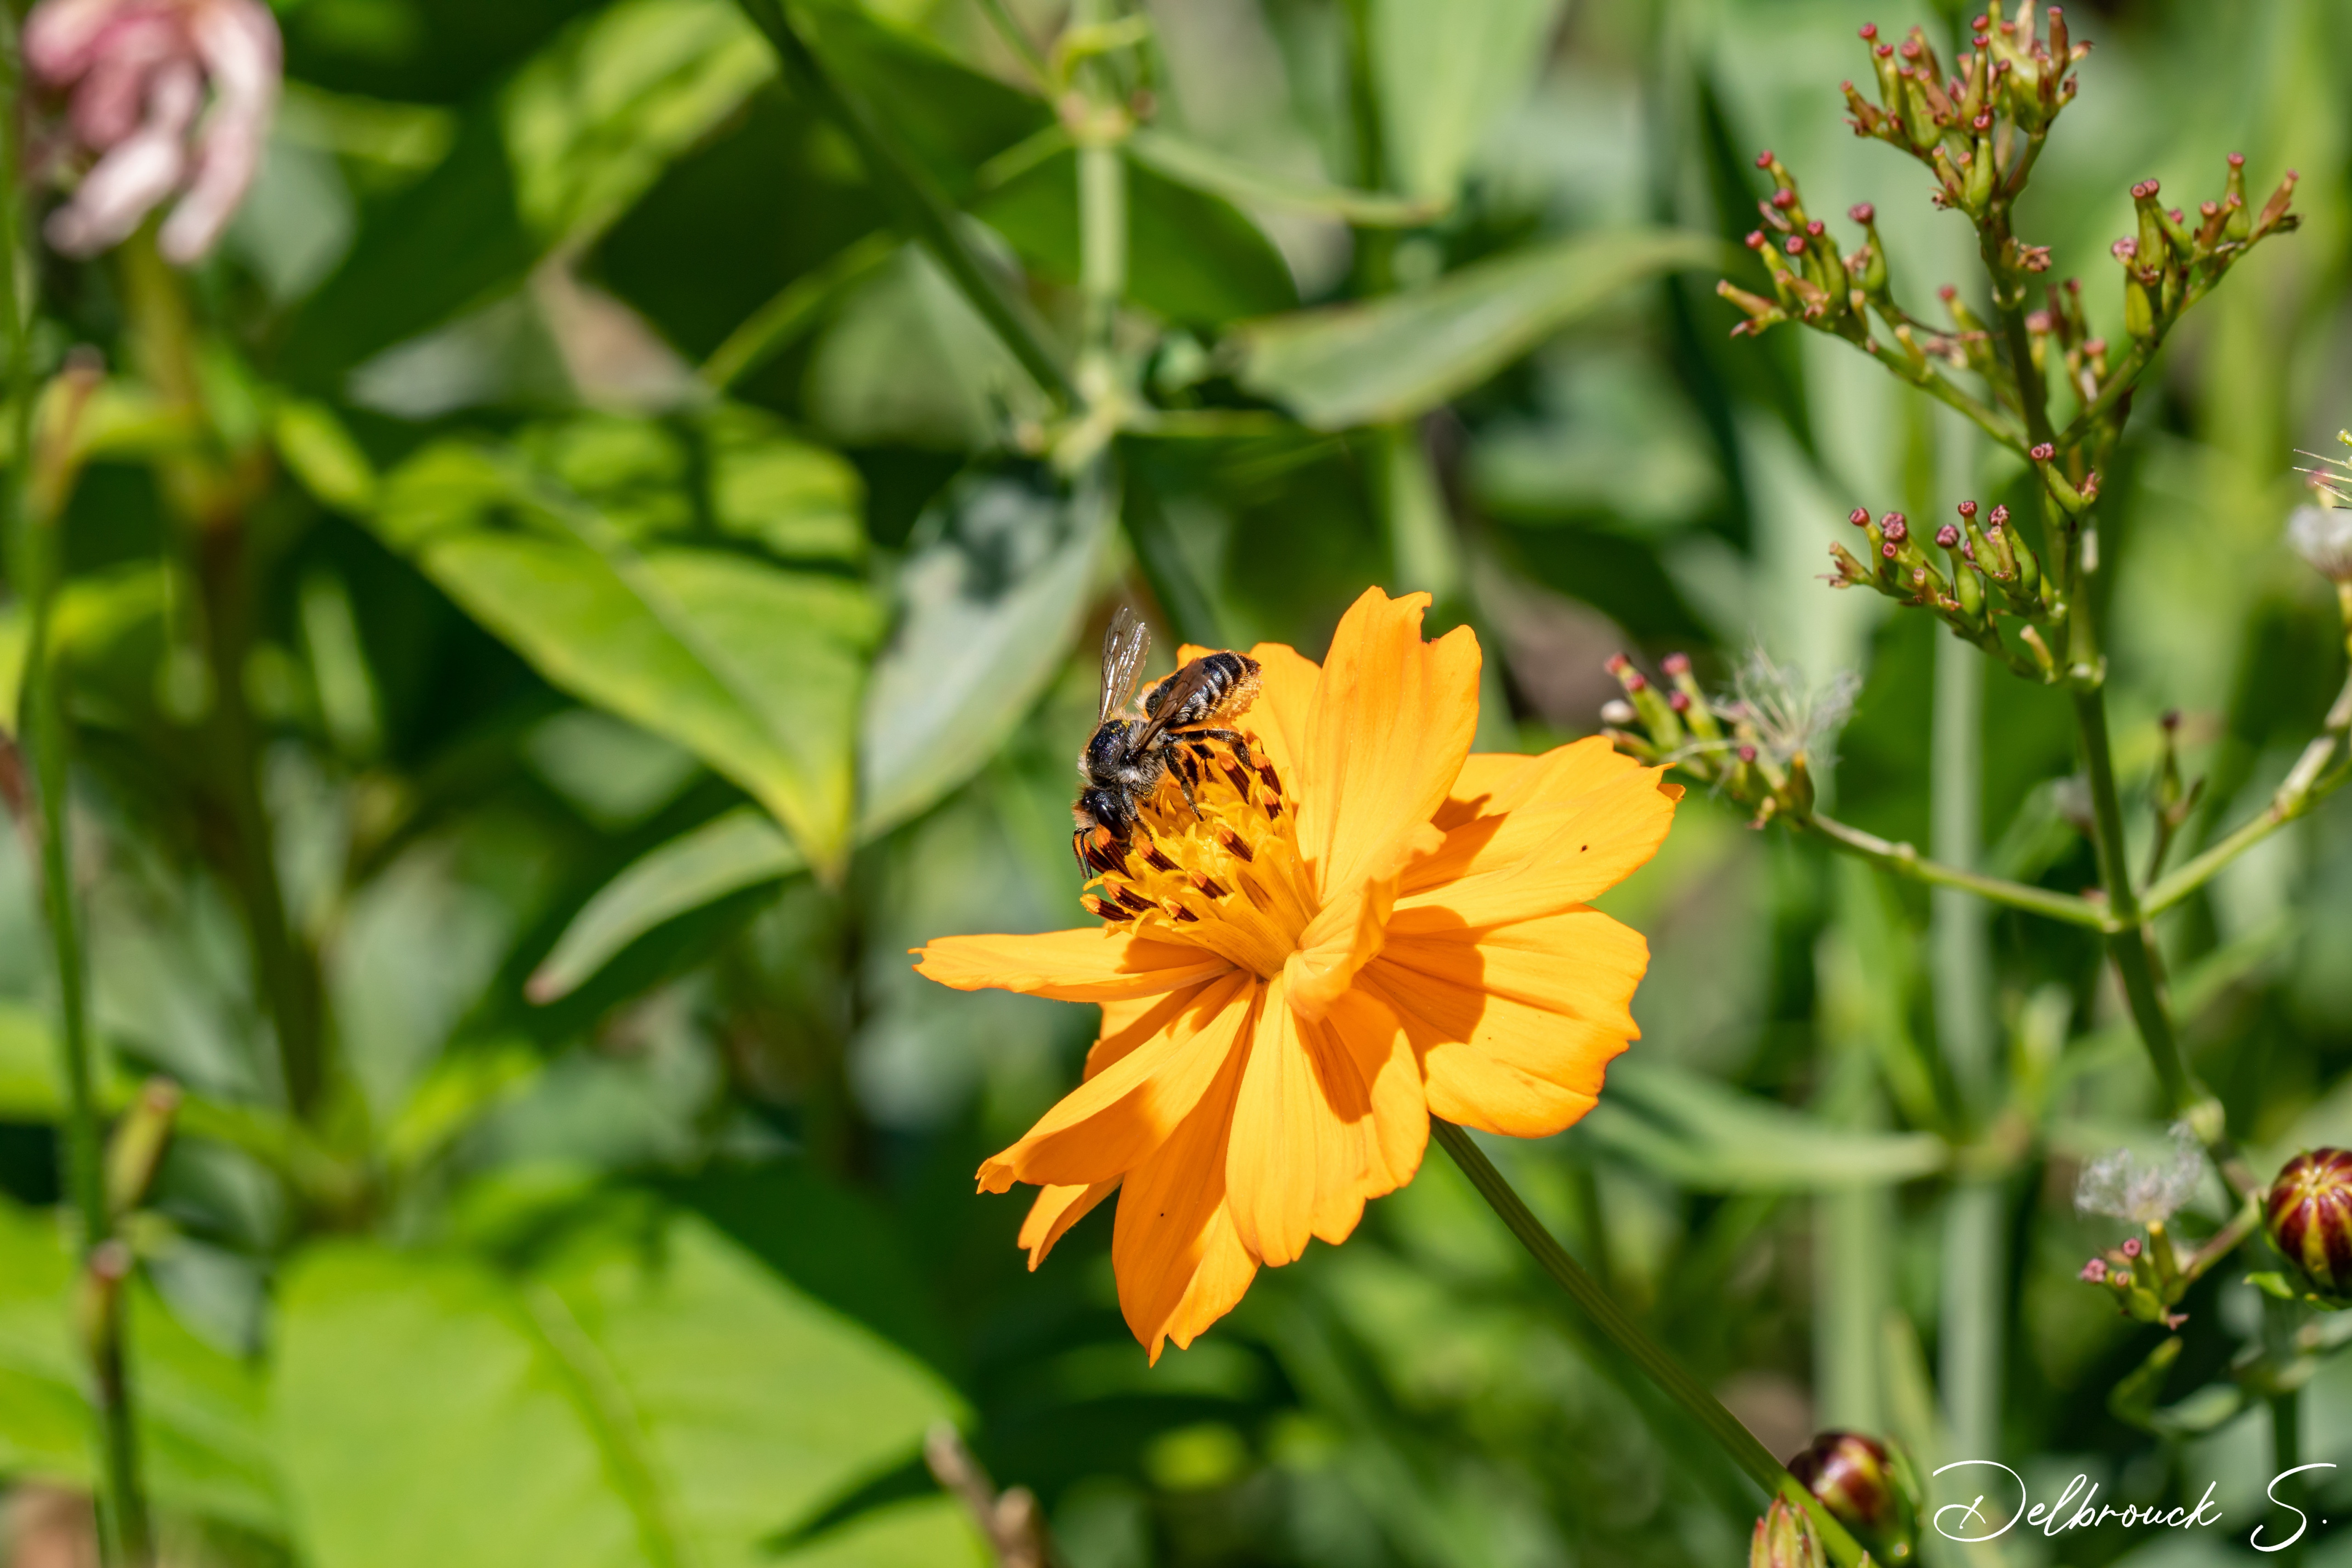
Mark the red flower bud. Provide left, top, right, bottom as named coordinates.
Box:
left=1849, top=203, right=1875, bottom=223
left=1747, top=230, right=1768, bottom=249
left=1857, top=23, right=1877, bottom=40
left=1771, top=188, right=1797, bottom=209
left=1784, top=236, right=1807, bottom=256
left=1662, top=652, right=1692, bottom=677
left=1957, top=500, right=1978, bottom=518
left=1849, top=506, right=1870, bottom=527
left=1757, top=149, right=1775, bottom=168
left=1881, top=512, right=1908, bottom=541
left=1606, top=653, right=1631, bottom=674
left=2228, top=152, right=2245, bottom=169
left=1789, top=1432, right=1921, bottom=1565
left=2267, top=1149, right=2352, bottom=1299
left=1935, top=525, right=1960, bottom=548
left=2030, top=442, right=2055, bottom=461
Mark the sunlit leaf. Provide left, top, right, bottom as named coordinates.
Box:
left=528, top=807, right=804, bottom=1004
left=1230, top=230, right=1727, bottom=430
left=369, top=435, right=882, bottom=878
left=272, top=1201, right=975, bottom=1568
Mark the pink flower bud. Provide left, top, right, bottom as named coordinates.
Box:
left=1880, top=512, right=1908, bottom=541
left=2030, top=442, right=2056, bottom=461
left=1935, top=525, right=1960, bottom=548
left=2112, top=236, right=2139, bottom=260
left=1668, top=690, right=1691, bottom=713
left=1757, top=150, right=1775, bottom=168
left=2228, top=152, right=2245, bottom=169
left=1848, top=506, right=1871, bottom=527
left=1783, top=236, right=1806, bottom=256
left=1849, top=203, right=1875, bottom=224
left=25, top=0, right=283, bottom=264
left=1747, top=230, right=1767, bottom=249
left=1606, top=653, right=1631, bottom=674
left=1662, top=652, right=1692, bottom=677
left=1771, top=189, right=1797, bottom=209
left=1988, top=504, right=2010, bottom=527
left=2080, top=1257, right=2108, bottom=1282
left=2120, top=1236, right=2142, bottom=1258
left=1957, top=500, right=1978, bottom=519
left=1857, top=23, right=1877, bottom=40
left=1625, top=671, right=1649, bottom=692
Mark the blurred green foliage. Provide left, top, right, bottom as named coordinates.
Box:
left=2, top=0, right=2352, bottom=1564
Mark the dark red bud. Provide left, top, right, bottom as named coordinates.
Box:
left=1757, top=150, right=1775, bottom=169
left=1625, top=671, right=1649, bottom=692
left=1849, top=203, right=1875, bottom=223
left=1876, top=43, right=1894, bottom=58
left=1858, top=23, right=1877, bottom=39
left=1668, top=690, right=1691, bottom=713
left=1938, top=283, right=1957, bottom=300
left=1848, top=506, right=1871, bottom=527
left=2079, top=1257, right=2108, bottom=1282
left=2120, top=1236, right=2143, bottom=1258
left=1737, top=744, right=1758, bottom=763
left=1989, top=504, right=2010, bottom=526
left=1771, top=188, right=1797, bottom=209
left=1747, top=230, right=1767, bottom=249
left=2168, top=208, right=2184, bottom=225
left=1881, top=511, right=1907, bottom=540
left=2030, top=442, right=2055, bottom=461
left=1606, top=653, right=1631, bottom=674
left=2144, top=178, right=2160, bottom=196
left=1935, top=525, right=1960, bottom=548
left=1806, top=220, right=1826, bottom=237
left=2268, top=1149, right=2352, bottom=1299
left=1784, top=237, right=1807, bottom=255
left=1662, top=652, right=1692, bottom=676
left=1900, top=38, right=1920, bottom=57
left=1881, top=541, right=1898, bottom=559
left=1788, top=1432, right=1920, bottom=1565
left=1957, top=500, right=1978, bottom=518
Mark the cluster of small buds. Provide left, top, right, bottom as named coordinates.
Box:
left=1720, top=151, right=1879, bottom=344
left=2263, top=1148, right=2352, bottom=1307
left=1788, top=1432, right=1922, bottom=1565
left=2078, top=1230, right=2187, bottom=1329
left=1844, top=6, right=2087, bottom=219
left=2112, top=158, right=2300, bottom=341
left=1826, top=498, right=2068, bottom=680
left=1601, top=648, right=1857, bottom=827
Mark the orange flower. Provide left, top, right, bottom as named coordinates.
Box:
left=916, top=589, right=1679, bottom=1359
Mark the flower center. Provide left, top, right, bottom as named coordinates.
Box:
left=1079, top=731, right=1313, bottom=979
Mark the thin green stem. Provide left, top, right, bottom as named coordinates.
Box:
left=2270, top=1387, right=2305, bottom=1566
left=732, top=0, right=1079, bottom=407
left=0, top=17, right=150, bottom=1562
left=969, top=0, right=1051, bottom=88
left=1801, top=810, right=2116, bottom=930
left=1434, top=1121, right=1869, bottom=1567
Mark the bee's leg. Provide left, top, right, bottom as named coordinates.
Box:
left=1072, top=829, right=1088, bottom=873
left=1188, top=728, right=1254, bottom=771
left=1171, top=764, right=1204, bottom=820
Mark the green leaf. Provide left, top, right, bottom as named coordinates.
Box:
left=528, top=808, right=805, bottom=1004
left=1370, top=0, right=1564, bottom=201
left=1127, top=128, right=1446, bottom=228
left=1230, top=229, right=1728, bottom=430
left=370, top=435, right=883, bottom=878
left=857, top=468, right=1110, bottom=838
left=1578, top=1058, right=1950, bottom=1191
left=0, top=1199, right=283, bottom=1535
left=979, top=150, right=1300, bottom=324
left=272, top=1203, right=977, bottom=1568
left=504, top=0, right=775, bottom=248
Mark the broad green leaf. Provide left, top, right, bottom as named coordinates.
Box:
left=1127, top=129, right=1446, bottom=228
left=0, top=1199, right=283, bottom=1535
left=1230, top=230, right=1727, bottom=430
left=775, top=1497, right=986, bottom=1567
left=272, top=1204, right=976, bottom=1568
left=1578, top=1058, right=1949, bottom=1191
left=1372, top=0, right=1564, bottom=201
left=979, top=150, right=1300, bottom=324
left=370, top=435, right=882, bottom=878
left=858, top=469, right=1110, bottom=837
left=504, top=0, right=774, bottom=247
left=528, top=808, right=805, bottom=1004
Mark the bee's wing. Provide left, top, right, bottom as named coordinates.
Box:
left=1099, top=608, right=1151, bottom=723
left=1129, top=658, right=1216, bottom=751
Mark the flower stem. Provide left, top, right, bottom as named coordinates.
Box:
left=1433, top=1121, right=1868, bottom=1566
left=1801, top=810, right=2116, bottom=929
left=0, top=17, right=152, bottom=1562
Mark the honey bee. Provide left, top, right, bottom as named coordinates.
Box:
left=1073, top=609, right=1261, bottom=871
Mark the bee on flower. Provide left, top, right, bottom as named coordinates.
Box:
left=916, top=589, right=1679, bottom=1359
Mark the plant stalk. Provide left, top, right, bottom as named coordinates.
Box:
left=1434, top=1121, right=1869, bottom=1566
left=1801, top=811, right=2115, bottom=929
left=0, top=16, right=152, bottom=1561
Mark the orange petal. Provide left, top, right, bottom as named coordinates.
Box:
left=1400, top=766, right=1678, bottom=925
left=1156, top=1201, right=1259, bottom=1360
left=915, top=926, right=1234, bottom=1002
left=1224, top=973, right=1391, bottom=1266
left=1413, top=739, right=1658, bottom=889
left=1360, top=955, right=1627, bottom=1138
left=1114, top=1002, right=1258, bottom=1357
left=1018, top=1180, right=1119, bottom=1269
left=1321, top=982, right=1428, bottom=1190
left=1296, top=589, right=1480, bottom=903
left=978, top=974, right=1255, bottom=1191
left=1383, top=904, right=1649, bottom=1036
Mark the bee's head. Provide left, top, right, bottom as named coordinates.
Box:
left=1074, top=786, right=1131, bottom=840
